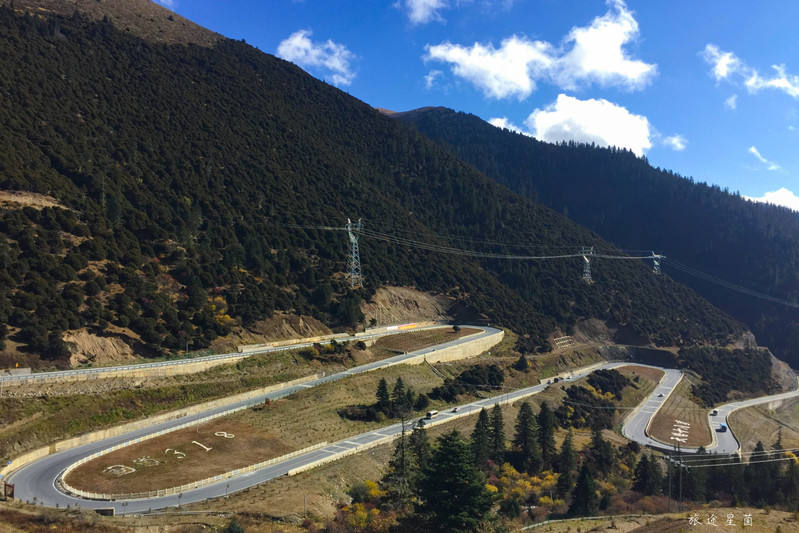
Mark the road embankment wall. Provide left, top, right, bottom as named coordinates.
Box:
left=381, top=329, right=503, bottom=368
left=1, top=375, right=319, bottom=479
left=1, top=356, right=255, bottom=389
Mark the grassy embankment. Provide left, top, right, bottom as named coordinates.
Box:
left=0, top=329, right=472, bottom=461
left=648, top=373, right=711, bottom=447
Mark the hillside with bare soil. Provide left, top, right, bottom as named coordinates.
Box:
left=360, top=286, right=452, bottom=326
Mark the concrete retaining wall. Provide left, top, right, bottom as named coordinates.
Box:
left=381, top=329, right=503, bottom=368
left=1, top=374, right=319, bottom=479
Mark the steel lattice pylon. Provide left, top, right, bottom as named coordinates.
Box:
left=347, top=218, right=363, bottom=288
left=581, top=246, right=594, bottom=283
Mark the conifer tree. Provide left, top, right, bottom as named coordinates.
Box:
left=409, top=419, right=432, bottom=471
left=632, top=455, right=650, bottom=494
left=490, top=403, right=506, bottom=465
left=782, top=459, right=799, bottom=508
left=588, top=425, right=613, bottom=476
left=684, top=446, right=708, bottom=501
left=419, top=430, right=495, bottom=532
left=382, top=422, right=418, bottom=509
left=633, top=455, right=662, bottom=495
left=555, top=429, right=577, bottom=495
left=568, top=463, right=599, bottom=517
left=513, top=354, right=529, bottom=371
left=376, top=377, right=391, bottom=414
left=648, top=456, right=663, bottom=496
left=537, top=401, right=557, bottom=468
left=471, top=408, right=492, bottom=470
left=391, top=377, right=407, bottom=417
left=513, top=401, right=542, bottom=474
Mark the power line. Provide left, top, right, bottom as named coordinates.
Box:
left=273, top=219, right=798, bottom=308
left=361, top=227, right=654, bottom=261
left=664, top=258, right=799, bottom=308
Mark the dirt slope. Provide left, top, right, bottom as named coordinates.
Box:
left=360, top=286, right=452, bottom=326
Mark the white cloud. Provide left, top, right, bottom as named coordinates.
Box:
left=748, top=146, right=781, bottom=171
left=745, top=65, right=799, bottom=98
left=555, top=0, right=656, bottom=91
left=701, top=44, right=743, bottom=81
left=724, top=95, right=737, bottom=110
left=524, top=94, right=652, bottom=156
left=489, top=117, right=524, bottom=133
left=398, top=0, right=449, bottom=25
left=424, top=70, right=443, bottom=89
left=154, top=0, right=177, bottom=8
left=745, top=188, right=799, bottom=212
left=663, top=134, right=687, bottom=151
left=702, top=44, right=799, bottom=99
left=424, top=36, right=554, bottom=99
left=397, top=0, right=520, bottom=24
left=276, top=30, right=356, bottom=86
left=423, top=0, right=655, bottom=99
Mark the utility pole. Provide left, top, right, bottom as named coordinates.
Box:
left=678, top=443, right=683, bottom=512
left=347, top=218, right=364, bottom=289
left=667, top=449, right=673, bottom=512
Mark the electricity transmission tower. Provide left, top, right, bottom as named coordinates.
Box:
left=652, top=252, right=664, bottom=275
left=581, top=246, right=594, bottom=283
left=347, top=218, right=364, bottom=288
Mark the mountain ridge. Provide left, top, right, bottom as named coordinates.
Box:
left=395, top=106, right=799, bottom=366
left=0, top=4, right=742, bottom=370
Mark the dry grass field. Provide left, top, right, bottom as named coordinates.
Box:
left=65, top=363, right=447, bottom=494
left=372, top=327, right=480, bottom=353
left=648, top=375, right=712, bottom=447
left=729, top=396, right=799, bottom=455
left=65, top=418, right=295, bottom=494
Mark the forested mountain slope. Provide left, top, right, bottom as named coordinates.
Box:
left=395, top=107, right=799, bottom=367
left=0, top=6, right=741, bottom=369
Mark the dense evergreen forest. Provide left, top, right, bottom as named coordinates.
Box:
left=0, top=7, right=742, bottom=368
left=395, top=107, right=799, bottom=367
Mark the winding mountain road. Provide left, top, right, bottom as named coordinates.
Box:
left=6, top=333, right=799, bottom=514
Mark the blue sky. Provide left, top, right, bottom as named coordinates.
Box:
left=157, top=0, right=799, bottom=211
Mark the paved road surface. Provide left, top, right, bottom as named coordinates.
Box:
left=6, top=326, right=501, bottom=512
left=8, top=344, right=799, bottom=513
left=0, top=326, right=446, bottom=386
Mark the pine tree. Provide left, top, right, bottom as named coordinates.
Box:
left=409, top=419, right=432, bottom=471
left=513, top=354, right=529, bottom=371
left=633, top=455, right=662, bottom=495
left=537, top=401, right=557, bottom=468
left=568, top=463, right=599, bottom=517
left=513, top=401, right=542, bottom=474
left=588, top=426, right=613, bottom=476
left=490, top=403, right=506, bottom=465
left=382, top=422, right=418, bottom=509
left=632, top=455, right=651, bottom=494
left=419, top=430, right=495, bottom=532
left=684, top=446, right=708, bottom=501
left=745, top=441, right=781, bottom=505
left=471, top=408, right=492, bottom=470
left=782, top=459, right=799, bottom=509
left=391, top=377, right=407, bottom=417
left=555, top=429, right=577, bottom=495
left=376, top=377, right=391, bottom=414
left=648, top=456, right=663, bottom=496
